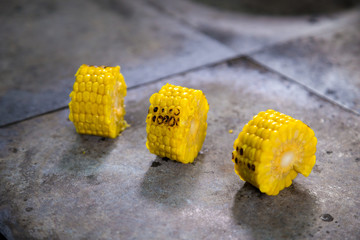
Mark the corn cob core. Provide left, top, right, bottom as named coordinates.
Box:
left=69, top=64, right=128, bottom=138
left=146, top=83, right=209, bottom=164
left=232, top=109, right=317, bottom=195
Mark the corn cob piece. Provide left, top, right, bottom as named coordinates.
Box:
left=68, top=64, right=128, bottom=138
left=232, top=109, right=317, bottom=195
left=146, top=83, right=209, bottom=164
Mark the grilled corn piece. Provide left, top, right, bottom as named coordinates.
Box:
left=69, top=64, right=128, bottom=138
left=146, top=83, right=209, bottom=164
left=232, top=109, right=317, bottom=195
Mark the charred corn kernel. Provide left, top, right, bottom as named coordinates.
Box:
left=232, top=109, right=317, bottom=196
left=146, top=83, right=209, bottom=164
left=69, top=64, right=128, bottom=138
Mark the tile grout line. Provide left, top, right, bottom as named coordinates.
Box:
left=0, top=106, right=69, bottom=129
left=145, top=0, right=237, bottom=52
left=4, top=1, right=358, bottom=127
left=2, top=1, right=359, bottom=128
left=146, top=0, right=360, bottom=57
left=145, top=0, right=360, bottom=116
left=145, top=0, right=200, bottom=37
left=0, top=0, right=238, bottom=129
left=2, top=53, right=359, bottom=129
left=0, top=55, right=236, bottom=128
left=246, top=56, right=360, bottom=117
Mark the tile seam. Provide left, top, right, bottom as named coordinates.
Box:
left=246, top=56, right=360, bottom=117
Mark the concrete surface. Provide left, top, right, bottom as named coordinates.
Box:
left=251, top=18, right=360, bottom=114
left=1, top=58, right=360, bottom=239
left=0, top=0, right=233, bottom=126
left=1, top=0, right=360, bottom=239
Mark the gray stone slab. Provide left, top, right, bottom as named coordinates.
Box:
left=251, top=21, right=360, bottom=114
left=1, top=58, right=360, bottom=239
left=148, top=0, right=360, bottom=53
left=0, top=0, right=234, bottom=127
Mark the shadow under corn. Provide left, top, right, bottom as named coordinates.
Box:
left=58, top=134, right=117, bottom=177
left=232, top=182, right=319, bottom=239
left=139, top=154, right=204, bottom=208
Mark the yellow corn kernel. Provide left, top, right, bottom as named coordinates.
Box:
left=69, top=64, right=128, bottom=138
left=232, top=109, right=317, bottom=195
left=146, top=83, right=209, bottom=164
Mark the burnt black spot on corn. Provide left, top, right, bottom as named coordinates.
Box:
left=146, top=83, right=209, bottom=164
left=169, top=117, right=176, bottom=127
left=174, top=108, right=180, bottom=115
left=232, top=109, right=317, bottom=196
left=154, top=107, right=158, bottom=112
left=157, top=115, right=164, bottom=124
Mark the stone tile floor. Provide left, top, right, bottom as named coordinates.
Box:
left=1, top=0, right=359, bottom=239
left=0, top=0, right=233, bottom=126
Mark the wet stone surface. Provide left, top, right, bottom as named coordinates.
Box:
left=1, top=58, right=359, bottom=239
left=0, top=0, right=233, bottom=126
left=251, top=17, right=360, bottom=114
left=148, top=0, right=360, bottom=54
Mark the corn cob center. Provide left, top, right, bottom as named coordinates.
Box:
left=184, top=98, right=207, bottom=161
left=113, top=81, right=125, bottom=122
left=272, top=141, right=300, bottom=173
left=280, top=151, right=295, bottom=168
left=190, top=117, right=200, bottom=136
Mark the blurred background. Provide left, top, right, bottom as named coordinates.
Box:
left=1, top=0, right=360, bottom=126
left=1, top=1, right=360, bottom=239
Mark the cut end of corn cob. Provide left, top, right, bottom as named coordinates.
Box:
left=68, top=64, right=128, bottom=138
left=232, top=109, right=317, bottom=196
left=146, top=83, right=209, bottom=164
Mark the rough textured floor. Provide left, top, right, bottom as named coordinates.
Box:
left=1, top=0, right=360, bottom=239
